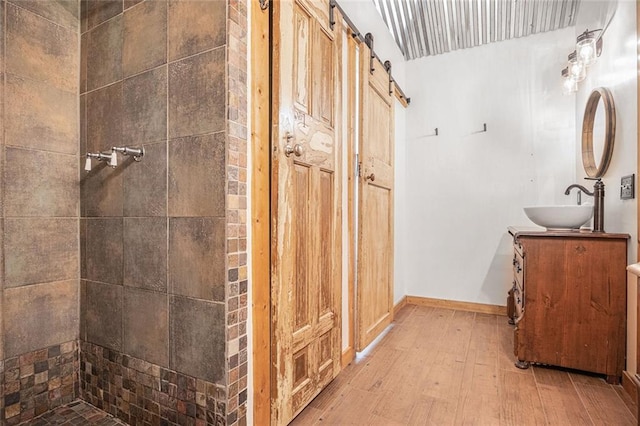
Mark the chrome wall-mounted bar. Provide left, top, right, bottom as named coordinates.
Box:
left=84, top=151, right=116, bottom=171
left=84, top=146, right=145, bottom=172
left=112, top=146, right=145, bottom=162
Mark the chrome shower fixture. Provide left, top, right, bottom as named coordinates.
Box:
left=112, top=146, right=145, bottom=162
left=84, top=151, right=117, bottom=172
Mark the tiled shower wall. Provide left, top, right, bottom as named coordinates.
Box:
left=78, top=0, right=248, bottom=425
left=0, top=0, right=248, bottom=424
left=0, top=0, right=81, bottom=424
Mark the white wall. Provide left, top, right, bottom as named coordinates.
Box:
left=402, top=29, right=577, bottom=305
left=573, top=0, right=638, bottom=374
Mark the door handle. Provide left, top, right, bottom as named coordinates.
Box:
left=284, top=143, right=303, bottom=157
left=365, top=173, right=375, bottom=182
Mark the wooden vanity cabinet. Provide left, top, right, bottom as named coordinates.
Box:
left=508, top=227, right=628, bottom=383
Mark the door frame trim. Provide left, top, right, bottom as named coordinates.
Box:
left=250, top=0, right=271, bottom=423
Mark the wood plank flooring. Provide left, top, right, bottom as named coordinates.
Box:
left=291, top=305, right=637, bottom=425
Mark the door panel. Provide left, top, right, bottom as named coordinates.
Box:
left=357, top=49, right=395, bottom=351
left=319, top=171, right=333, bottom=315
left=293, top=6, right=310, bottom=112
left=272, top=0, right=343, bottom=423
left=293, top=164, right=311, bottom=330
left=313, top=27, right=334, bottom=126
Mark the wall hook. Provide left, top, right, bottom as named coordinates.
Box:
left=471, top=123, right=487, bottom=134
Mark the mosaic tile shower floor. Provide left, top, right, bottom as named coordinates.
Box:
left=21, top=400, right=127, bottom=425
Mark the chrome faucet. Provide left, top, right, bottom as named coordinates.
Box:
left=564, top=179, right=605, bottom=232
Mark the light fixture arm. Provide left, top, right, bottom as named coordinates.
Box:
left=578, top=28, right=603, bottom=42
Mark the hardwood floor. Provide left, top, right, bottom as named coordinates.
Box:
left=291, top=305, right=638, bottom=425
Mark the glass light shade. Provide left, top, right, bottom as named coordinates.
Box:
left=568, top=52, right=586, bottom=82
left=577, top=37, right=597, bottom=66
left=563, top=76, right=578, bottom=95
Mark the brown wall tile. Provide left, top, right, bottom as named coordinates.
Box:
left=0, top=220, right=3, bottom=361
left=80, top=0, right=87, bottom=32
left=168, top=48, right=226, bottom=139
left=0, top=76, right=3, bottom=217
left=5, top=74, right=78, bottom=154
left=123, top=287, right=168, bottom=367
left=0, top=2, right=4, bottom=73
left=124, top=0, right=143, bottom=10
left=85, top=0, right=121, bottom=31
left=83, top=218, right=123, bottom=285
left=80, top=340, right=227, bottom=425
left=10, top=0, right=79, bottom=29
left=169, top=217, right=225, bottom=302
left=80, top=161, right=124, bottom=217
left=123, top=141, right=167, bottom=217
left=4, top=280, right=79, bottom=357
left=5, top=148, right=79, bottom=217
left=170, top=296, right=225, bottom=383
left=168, top=132, right=225, bottom=217
left=4, top=218, right=79, bottom=288
left=6, top=3, right=78, bottom=92
left=124, top=217, right=167, bottom=292
left=86, top=82, right=122, bottom=152
left=123, top=0, right=166, bottom=77
left=80, top=221, right=86, bottom=280
left=80, top=279, right=86, bottom=338
left=82, top=280, right=122, bottom=351
left=80, top=32, right=87, bottom=93
left=80, top=94, right=86, bottom=155
left=123, top=66, right=167, bottom=145
left=87, top=14, right=122, bottom=91
left=168, top=0, right=226, bottom=62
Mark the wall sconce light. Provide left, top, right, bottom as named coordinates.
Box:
left=576, top=29, right=603, bottom=66
left=561, top=29, right=604, bottom=95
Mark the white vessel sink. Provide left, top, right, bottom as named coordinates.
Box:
left=523, top=205, right=593, bottom=230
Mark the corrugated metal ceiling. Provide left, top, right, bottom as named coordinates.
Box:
left=373, top=0, right=581, bottom=60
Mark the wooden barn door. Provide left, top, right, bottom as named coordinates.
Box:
left=271, top=0, right=343, bottom=423
left=356, top=48, right=395, bottom=351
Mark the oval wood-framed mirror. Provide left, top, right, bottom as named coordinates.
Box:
left=582, top=87, right=616, bottom=178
